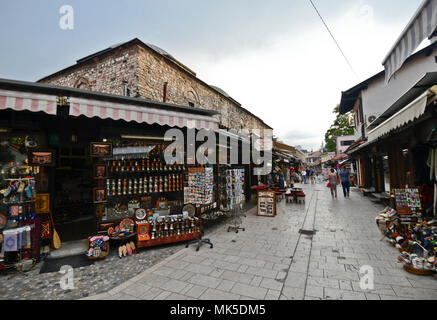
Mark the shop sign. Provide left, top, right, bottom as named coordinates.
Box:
left=28, top=150, right=56, bottom=167
left=257, top=190, right=276, bottom=217
left=90, top=142, right=113, bottom=158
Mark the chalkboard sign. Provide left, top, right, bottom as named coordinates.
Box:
left=257, top=190, right=276, bottom=217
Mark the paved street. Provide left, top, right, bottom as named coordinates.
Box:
left=84, top=183, right=437, bottom=300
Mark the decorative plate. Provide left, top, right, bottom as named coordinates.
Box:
left=135, top=208, right=147, bottom=220
left=120, top=218, right=135, bottom=230
left=183, top=204, right=196, bottom=217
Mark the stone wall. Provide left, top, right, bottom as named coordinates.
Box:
left=39, top=42, right=270, bottom=132
left=39, top=45, right=139, bottom=98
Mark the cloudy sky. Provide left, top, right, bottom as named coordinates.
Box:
left=0, top=0, right=426, bottom=150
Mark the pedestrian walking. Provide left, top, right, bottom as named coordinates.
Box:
left=328, top=168, right=338, bottom=199
left=339, top=165, right=351, bottom=198
left=311, top=169, right=316, bottom=184
left=301, top=170, right=307, bottom=184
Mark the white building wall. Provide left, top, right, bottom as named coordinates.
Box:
left=361, top=45, right=437, bottom=134
left=336, top=135, right=355, bottom=154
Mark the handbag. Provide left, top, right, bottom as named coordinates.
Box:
left=327, top=182, right=331, bottom=188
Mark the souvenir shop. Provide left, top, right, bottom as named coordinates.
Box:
left=370, top=88, right=437, bottom=277
left=0, top=79, right=222, bottom=268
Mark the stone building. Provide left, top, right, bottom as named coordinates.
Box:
left=37, top=38, right=271, bottom=132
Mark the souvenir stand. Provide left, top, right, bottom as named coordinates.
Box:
left=0, top=138, right=47, bottom=274
left=92, top=139, right=202, bottom=257
left=377, top=188, right=437, bottom=276
left=184, top=166, right=214, bottom=251
left=218, top=167, right=246, bottom=233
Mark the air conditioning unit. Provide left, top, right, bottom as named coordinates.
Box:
left=367, top=114, right=380, bottom=124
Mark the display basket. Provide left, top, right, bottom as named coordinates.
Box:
left=403, top=264, right=433, bottom=276
left=87, top=237, right=110, bottom=261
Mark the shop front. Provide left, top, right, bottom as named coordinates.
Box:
left=0, top=79, right=222, bottom=268
left=356, top=86, right=437, bottom=277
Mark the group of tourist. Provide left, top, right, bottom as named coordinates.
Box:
left=296, top=165, right=352, bottom=199
left=268, top=164, right=352, bottom=200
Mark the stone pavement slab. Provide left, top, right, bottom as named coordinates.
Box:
left=80, top=183, right=437, bottom=301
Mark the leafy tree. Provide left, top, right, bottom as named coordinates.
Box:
left=324, top=105, right=354, bottom=152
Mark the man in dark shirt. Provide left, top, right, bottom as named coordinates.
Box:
left=339, top=166, right=350, bottom=198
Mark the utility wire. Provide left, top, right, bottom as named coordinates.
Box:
left=309, top=0, right=358, bottom=78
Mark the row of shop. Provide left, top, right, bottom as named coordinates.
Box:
left=0, top=79, right=279, bottom=269
left=341, top=74, right=437, bottom=276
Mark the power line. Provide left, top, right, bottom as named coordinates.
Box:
left=309, top=0, right=358, bottom=78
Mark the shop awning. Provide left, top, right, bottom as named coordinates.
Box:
left=382, top=0, right=437, bottom=83
left=368, top=87, right=436, bottom=143
left=0, top=89, right=57, bottom=115
left=69, top=96, right=219, bottom=131
left=0, top=81, right=219, bottom=131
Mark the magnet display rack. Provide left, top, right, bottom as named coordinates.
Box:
left=219, top=167, right=246, bottom=233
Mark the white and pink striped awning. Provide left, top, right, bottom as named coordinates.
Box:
left=0, top=89, right=57, bottom=115
left=69, top=97, right=219, bottom=131
left=0, top=89, right=219, bottom=131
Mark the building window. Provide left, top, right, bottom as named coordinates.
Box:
left=186, top=89, right=199, bottom=108
left=341, top=140, right=354, bottom=146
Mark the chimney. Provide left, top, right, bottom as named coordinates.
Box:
left=163, top=82, right=168, bottom=103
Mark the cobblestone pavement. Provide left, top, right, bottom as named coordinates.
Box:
left=0, top=213, right=232, bottom=300
left=83, top=183, right=437, bottom=300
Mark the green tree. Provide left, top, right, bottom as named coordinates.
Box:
left=324, top=105, right=354, bottom=152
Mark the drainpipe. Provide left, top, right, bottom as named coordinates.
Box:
left=163, top=82, right=168, bottom=103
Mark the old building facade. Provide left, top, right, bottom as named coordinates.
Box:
left=38, top=38, right=271, bottom=132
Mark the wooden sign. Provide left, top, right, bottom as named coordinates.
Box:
left=93, top=164, right=108, bottom=179
left=28, top=150, right=56, bottom=167
left=93, top=187, right=107, bottom=204
left=257, top=190, right=276, bottom=217
left=90, top=142, right=113, bottom=158
left=35, top=193, right=50, bottom=214
left=95, top=204, right=106, bottom=218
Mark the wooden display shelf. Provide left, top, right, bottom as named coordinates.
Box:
left=137, top=231, right=201, bottom=248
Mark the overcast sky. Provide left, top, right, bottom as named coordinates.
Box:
left=0, top=0, right=425, bottom=150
